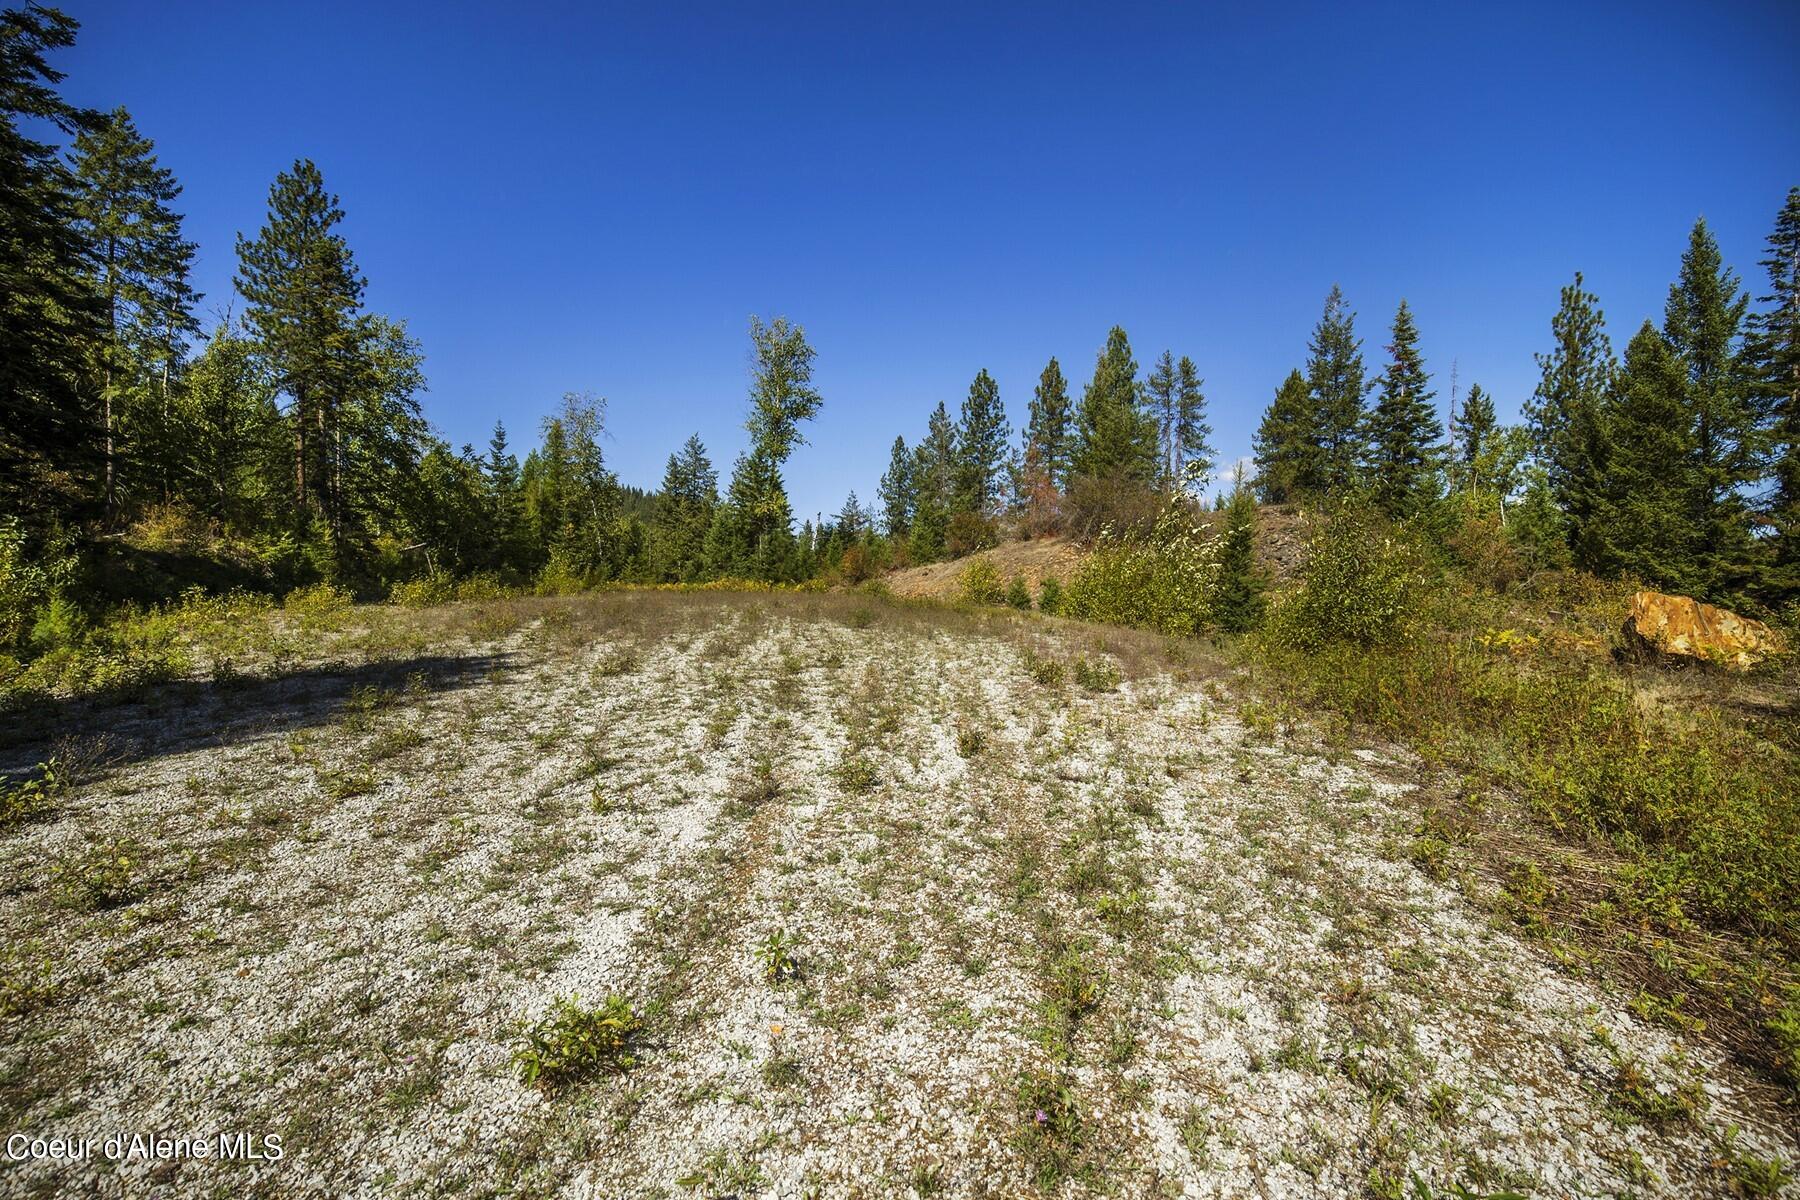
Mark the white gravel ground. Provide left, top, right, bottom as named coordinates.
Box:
left=0, top=591, right=1793, bottom=1199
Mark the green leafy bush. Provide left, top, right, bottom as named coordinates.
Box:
left=1264, top=506, right=1428, bottom=651
left=1037, top=579, right=1063, bottom=615
left=1063, top=505, right=1217, bottom=637
left=389, top=575, right=454, bottom=608
left=958, top=558, right=1004, bottom=606
left=512, top=994, right=640, bottom=1089
left=283, top=581, right=353, bottom=621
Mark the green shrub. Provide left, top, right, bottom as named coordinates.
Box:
left=1264, top=506, right=1428, bottom=651
left=284, top=581, right=353, bottom=620
left=1005, top=575, right=1033, bottom=610
left=512, top=994, right=640, bottom=1089
left=0, top=518, right=75, bottom=655
left=958, top=558, right=1004, bottom=606
left=389, top=576, right=453, bottom=608
left=946, top=511, right=999, bottom=557
left=1037, top=578, right=1063, bottom=615
left=1063, top=505, right=1216, bottom=638
left=52, top=840, right=141, bottom=910
left=0, top=760, right=60, bottom=827
left=1072, top=656, right=1120, bottom=692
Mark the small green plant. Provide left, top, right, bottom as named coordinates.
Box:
left=320, top=765, right=376, bottom=800
left=958, top=558, right=1004, bottom=606
left=1037, top=578, right=1063, bottom=614
left=753, top=929, right=802, bottom=983
left=1728, top=1150, right=1793, bottom=1198
left=52, top=840, right=141, bottom=910
left=834, top=755, right=878, bottom=794
left=1022, top=649, right=1064, bottom=687
left=732, top=752, right=780, bottom=812
left=0, top=759, right=60, bottom=826
left=1005, top=574, right=1032, bottom=610
left=956, top=725, right=987, bottom=757
left=1013, top=1068, right=1089, bottom=1188
left=512, top=993, right=640, bottom=1090
left=1072, top=656, right=1120, bottom=692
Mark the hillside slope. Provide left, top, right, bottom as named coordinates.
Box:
left=0, top=591, right=1793, bottom=1198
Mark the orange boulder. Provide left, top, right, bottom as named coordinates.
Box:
left=1621, top=590, right=1785, bottom=672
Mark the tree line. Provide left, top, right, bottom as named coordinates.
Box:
left=1251, top=201, right=1800, bottom=610
left=4, top=4, right=1796, bottom=615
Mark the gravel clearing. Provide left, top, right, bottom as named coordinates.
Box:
left=1, top=590, right=1794, bottom=1198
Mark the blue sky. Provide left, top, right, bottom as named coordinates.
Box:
left=60, top=0, right=1800, bottom=520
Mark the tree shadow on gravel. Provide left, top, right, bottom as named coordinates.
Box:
left=0, top=651, right=515, bottom=779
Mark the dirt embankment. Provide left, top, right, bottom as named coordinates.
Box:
left=880, top=506, right=1311, bottom=604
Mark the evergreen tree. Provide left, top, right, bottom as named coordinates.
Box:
left=1174, top=355, right=1214, bottom=491
left=1146, top=350, right=1178, bottom=487
left=1304, top=285, right=1368, bottom=493
left=1362, top=300, right=1443, bottom=518
left=908, top=401, right=957, bottom=561
left=235, top=159, right=367, bottom=535
left=1211, top=471, right=1265, bottom=633
left=955, top=368, right=1009, bottom=514
left=484, top=421, right=523, bottom=570
left=1449, top=382, right=1496, bottom=492
left=1024, top=356, right=1072, bottom=489
left=1070, top=326, right=1155, bottom=482
left=68, top=106, right=198, bottom=514
left=877, top=435, right=915, bottom=537
left=1750, top=187, right=1800, bottom=595
left=1525, top=272, right=1615, bottom=564
left=1587, top=322, right=1698, bottom=590
left=0, top=3, right=103, bottom=527
left=652, top=433, right=717, bottom=581
left=1252, top=369, right=1311, bottom=504
left=180, top=321, right=279, bottom=530
left=1663, top=217, right=1759, bottom=600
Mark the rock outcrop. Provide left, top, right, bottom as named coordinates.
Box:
left=1621, top=589, right=1785, bottom=671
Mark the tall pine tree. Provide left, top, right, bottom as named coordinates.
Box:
left=1174, top=355, right=1214, bottom=491
left=1750, top=187, right=1800, bottom=596
left=1525, top=272, right=1615, bottom=565
left=652, top=433, right=716, bottom=582
left=235, top=159, right=367, bottom=535
left=1070, top=326, right=1155, bottom=482
left=1253, top=369, right=1312, bottom=504
left=1305, top=285, right=1368, bottom=494
left=1024, top=356, right=1071, bottom=490
left=0, top=4, right=103, bottom=527
left=69, top=106, right=198, bottom=515
left=955, top=368, right=1009, bottom=515
left=1587, top=322, right=1698, bottom=590
left=877, top=434, right=915, bottom=537
left=1663, top=217, right=1758, bottom=599
left=1362, top=299, right=1443, bottom=518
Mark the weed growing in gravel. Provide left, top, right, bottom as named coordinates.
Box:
left=833, top=754, right=878, bottom=794
left=512, top=994, right=640, bottom=1090
left=319, top=765, right=376, bottom=800
left=0, top=758, right=59, bottom=826
left=1021, top=648, right=1065, bottom=687
left=1013, top=1068, right=1090, bottom=1188
left=676, top=1147, right=767, bottom=1193
left=956, top=725, right=987, bottom=757
left=0, top=940, right=58, bottom=1018
left=729, top=751, right=780, bottom=814
left=52, top=840, right=141, bottom=909
left=752, top=929, right=802, bottom=984
left=1073, top=655, right=1120, bottom=692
